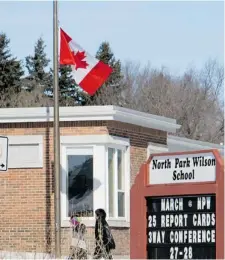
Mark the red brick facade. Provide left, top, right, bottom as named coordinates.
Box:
left=0, top=120, right=167, bottom=256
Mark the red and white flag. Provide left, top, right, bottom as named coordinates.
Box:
left=60, top=28, right=113, bottom=95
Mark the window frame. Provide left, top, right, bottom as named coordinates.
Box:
left=60, top=135, right=130, bottom=228
left=61, top=144, right=95, bottom=226
left=66, top=146, right=94, bottom=218
left=6, top=135, right=43, bottom=168
left=106, top=144, right=128, bottom=221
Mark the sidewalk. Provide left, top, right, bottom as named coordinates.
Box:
left=0, top=251, right=130, bottom=260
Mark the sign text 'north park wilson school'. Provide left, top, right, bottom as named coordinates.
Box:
left=149, top=153, right=216, bottom=185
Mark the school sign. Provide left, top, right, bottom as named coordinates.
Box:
left=149, top=152, right=216, bottom=184
left=130, top=149, right=224, bottom=260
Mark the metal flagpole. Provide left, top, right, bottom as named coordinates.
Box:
left=53, top=0, right=61, bottom=258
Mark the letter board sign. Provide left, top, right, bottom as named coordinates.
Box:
left=147, top=194, right=216, bottom=259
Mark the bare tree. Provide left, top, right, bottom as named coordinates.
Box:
left=0, top=84, right=53, bottom=108
left=121, top=59, right=224, bottom=144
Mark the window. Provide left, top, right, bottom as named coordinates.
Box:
left=108, top=148, right=114, bottom=217
left=117, top=149, right=125, bottom=217
left=108, top=147, right=126, bottom=218
left=61, top=135, right=130, bottom=227
left=7, top=135, right=43, bottom=168
left=66, top=147, right=93, bottom=217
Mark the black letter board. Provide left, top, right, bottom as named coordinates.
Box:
left=146, top=194, right=216, bottom=259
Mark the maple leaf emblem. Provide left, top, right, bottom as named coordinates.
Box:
left=72, top=51, right=89, bottom=70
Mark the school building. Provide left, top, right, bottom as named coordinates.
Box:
left=0, top=105, right=223, bottom=258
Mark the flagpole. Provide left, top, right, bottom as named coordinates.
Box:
left=53, top=0, right=61, bottom=258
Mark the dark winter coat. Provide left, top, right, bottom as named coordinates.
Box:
left=94, top=208, right=116, bottom=251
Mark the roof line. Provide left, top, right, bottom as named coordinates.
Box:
left=0, top=106, right=181, bottom=133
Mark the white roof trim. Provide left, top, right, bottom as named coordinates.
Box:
left=0, top=106, right=180, bottom=133
left=168, top=134, right=224, bottom=150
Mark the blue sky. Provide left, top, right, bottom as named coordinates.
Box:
left=0, top=1, right=224, bottom=75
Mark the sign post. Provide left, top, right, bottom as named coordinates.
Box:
left=0, top=136, right=8, bottom=172
left=130, top=149, right=224, bottom=259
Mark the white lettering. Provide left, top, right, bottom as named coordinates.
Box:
left=166, top=214, right=170, bottom=227
left=197, top=197, right=211, bottom=210
left=170, top=231, right=174, bottom=243
left=161, top=198, right=183, bottom=211
left=211, top=230, right=216, bottom=243
left=183, top=214, right=188, bottom=227
left=202, top=230, right=206, bottom=243
left=161, top=214, right=188, bottom=227
left=161, top=215, right=165, bottom=227
left=192, top=213, right=216, bottom=226
left=169, top=230, right=216, bottom=244
left=161, top=199, right=165, bottom=211
left=193, top=214, right=197, bottom=226
left=148, top=231, right=152, bottom=243
left=148, top=231, right=165, bottom=244
left=148, top=215, right=157, bottom=227
left=193, top=230, right=197, bottom=243
left=189, top=230, right=192, bottom=243
left=211, top=213, right=216, bottom=226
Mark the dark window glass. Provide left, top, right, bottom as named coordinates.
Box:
left=67, top=155, right=93, bottom=217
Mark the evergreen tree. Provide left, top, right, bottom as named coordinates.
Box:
left=25, top=37, right=51, bottom=91
left=0, top=33, right=24, bottom=96
left=86, top=42, right=123, bottom=105
left=96, top=42, right=122, bottom=87
left=59, top=65, right=86, bottom=106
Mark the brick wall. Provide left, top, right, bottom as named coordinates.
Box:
left=0, top=120, right=166, bottom=256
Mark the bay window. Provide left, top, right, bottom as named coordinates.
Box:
left=61, top=135, right=130, bottom=227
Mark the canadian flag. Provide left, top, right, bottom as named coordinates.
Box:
left=60, top=28, right=113, bottom=95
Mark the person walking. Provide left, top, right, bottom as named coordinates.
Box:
left=93, top=208, right=116, bottom=259
left=68, top=216, right=88, bottom=259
